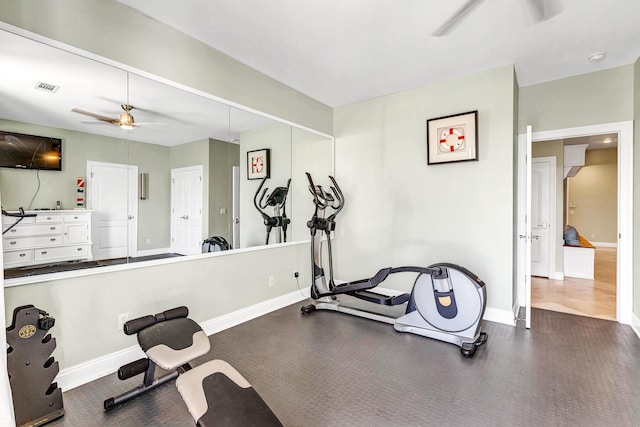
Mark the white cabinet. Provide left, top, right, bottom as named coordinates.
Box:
left=2, top=210, right=93, bottom=268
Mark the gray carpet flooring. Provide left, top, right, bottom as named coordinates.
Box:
left=47, top=305, right=640, bottom=426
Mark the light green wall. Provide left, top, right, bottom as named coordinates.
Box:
left=4, top=243, right=310, bottom=369
left=0, top=0, right=332, bottom=135
left=0, top=118, right=173, bottom=251
left=567, top=148, right=617, bottom=243
left=290, top=128, right=333, bottom=242
left=519, top=66, right=634, bottom=132
left=532, top=139, right=564, bottom=272
left=208, top=139, right=238, bottom=243
left=0, top=118, right=127, bottom=210
left=634, top=56, right=640, bottom=317
left=512, top=71, right=520, bottom=307
left=128, top=141, right=171, bottom=251
left=333, top=65, right=516, bottom=312
left=239, top=124, right=292, bottom=248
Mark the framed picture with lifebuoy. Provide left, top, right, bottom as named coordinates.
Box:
left=426, top=111, right=478, bottom=165
left=247, top=148, right=270, bottom=180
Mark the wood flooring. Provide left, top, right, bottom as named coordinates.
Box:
left=532, top=247, right=617, bottom=321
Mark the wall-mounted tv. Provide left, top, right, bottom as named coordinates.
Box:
left=0, top=131, right=62, bottom=171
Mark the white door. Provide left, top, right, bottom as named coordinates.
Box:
left=232, top=166, right=240, bottom=249
left=517, top=126, right=533, bottom=329
left=531, top=159, right=552, bottom=277
left=87, top=161, right=138, bottom=260
left=171, top=166, right=203, bottom=255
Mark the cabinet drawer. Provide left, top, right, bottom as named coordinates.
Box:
left=35, top=245, right=89, bottom=261
left=63, top=214, right=89, bottom=223
left=4, top=235, right=63, bottom=249
left=2, top=216, right=35, bottom=226
left=36, top=213, right=63, bottom=224
left=3, top=224, right=63, bottom=237
left=4, top=249, right=35, bottom=266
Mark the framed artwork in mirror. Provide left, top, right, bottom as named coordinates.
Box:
left=247, top=148, right=270, bottom=180
left=426, top=111, right=478, bottom=165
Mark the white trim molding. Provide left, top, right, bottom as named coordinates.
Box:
left=485, top=307, right=517, bottom=326
left=631, top=313, right=640, bottom=341
left=55, top=289, right=310, bottom=391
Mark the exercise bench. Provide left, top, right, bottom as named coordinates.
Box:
left=104, top=306, right=281, bottom=426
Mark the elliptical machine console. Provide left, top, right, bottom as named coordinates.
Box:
left=301, top=173, right=488, bottom=357
left=253, top=177, right=291, bottom=245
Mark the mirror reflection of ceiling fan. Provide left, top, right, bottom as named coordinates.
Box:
left=71, top=104, right=148, bottom=130
left=71, top=104, right=136, bottom=130
left=432, top=0, right=563, bottom=37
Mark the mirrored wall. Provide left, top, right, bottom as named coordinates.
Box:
left=0, top=29, right=332, bottom=279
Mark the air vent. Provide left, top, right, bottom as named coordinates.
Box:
left=34, top=81, right=60, bottom=93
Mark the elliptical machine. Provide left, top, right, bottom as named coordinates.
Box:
left=301, top=173, right=488, bottom=357
left=253, top=177, right=291, bottom=245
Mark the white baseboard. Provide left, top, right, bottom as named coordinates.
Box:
left=484, top=307, right=516, bottom=326
left=56, top=345, right=145, bottom=391
left=200, top=289, right=309, bottom=335
left=592, top=242, right=617, bottom=248
left=55, top=289, right=309, bottom=391
left=135, top=247, right=172, bottom=257
left=369, top=287, right=516, bottom=327
left=631, top=313, right=640, bottom=340
left=549, top=272, right=564, bottom=280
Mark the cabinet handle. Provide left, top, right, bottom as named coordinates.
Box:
left=10, top=229, right=16, bottom=233
left=77, top=248, right=83, bottom=251
left=50, top=238, right=56, bottom=242
left=41, top=251, right=47, bottom=255
left=10, top=241, right=16, bottom=245
left=73, top=216, right=78, bottom=219
left=19, top=253, right=26, bottom=257
left=50, top=227, right=56, bottom=230
left=46, top=216, right=52, bottom=220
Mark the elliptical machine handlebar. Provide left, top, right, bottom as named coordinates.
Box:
left=253, top=176, right=291, bottom=244
left=305, top=173, right=344, bottom=235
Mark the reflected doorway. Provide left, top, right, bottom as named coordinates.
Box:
left=86, top=161, right=138, bottom=259
left=171, top=165, right=203, bottom=255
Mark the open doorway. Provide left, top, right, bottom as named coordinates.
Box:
left=531, top=135, right=617, bottom=321
left=517, top=121, right=633, bottom=327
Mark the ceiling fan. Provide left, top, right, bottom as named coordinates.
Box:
left=432, top=0, right=561, bottom=37
left=72, top=104, right=140, bottom=130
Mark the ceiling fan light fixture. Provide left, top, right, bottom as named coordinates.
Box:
left=588, top=52, right=606, bottom=62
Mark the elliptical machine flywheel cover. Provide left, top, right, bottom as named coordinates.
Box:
left=412, top=263, right=484, bottom=333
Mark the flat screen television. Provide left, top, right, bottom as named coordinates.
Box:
left=0, top=130, right=62, bottom=171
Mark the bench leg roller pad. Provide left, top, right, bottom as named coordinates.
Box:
left=176, top=359, right=282, bottom=427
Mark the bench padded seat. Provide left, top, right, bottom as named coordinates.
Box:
left=176, top=359, right=282, bottom=427
left=138, top=317, right=211, bottom=370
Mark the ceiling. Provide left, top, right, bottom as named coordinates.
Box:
left=117, top=0, right=640, bottom=107
left=0, top=29, right=275, bottom=146
left=564, top=133, right=618, bottom=150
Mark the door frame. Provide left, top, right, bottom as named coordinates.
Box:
left=531, top=156, right=557, bottom=279
left=517, top=121, right=633, bottom=325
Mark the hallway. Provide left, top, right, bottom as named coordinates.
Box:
left=532, top=247, right=616, bottom=321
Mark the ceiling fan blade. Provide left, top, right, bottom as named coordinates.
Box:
left=432, top=0, right=485, bottom=37
left=71, top=108, right=117, bottom=123
left=80, top=120, right=113, bottom=125
left=523, top=0, right=563, bottom=23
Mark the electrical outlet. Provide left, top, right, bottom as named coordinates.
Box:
left=118, top=313, right=129, bottom=331
left=293, top=271, right=299, bottom=278
left=146, top=238, right=151, bottom=244
left=268, top=276, right=275, bottom=287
